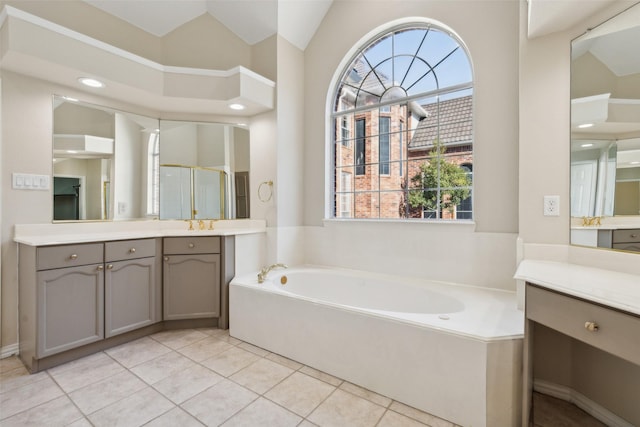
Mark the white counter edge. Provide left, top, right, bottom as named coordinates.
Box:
left=515, top=259, right=640, bottom=316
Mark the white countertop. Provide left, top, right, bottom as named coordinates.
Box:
left=515, top=260, right=640, bottom=316
left=14, top=219, right=266, bottom=246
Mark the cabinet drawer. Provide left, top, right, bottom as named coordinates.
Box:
left=612, top=229, right=640, bottom=243
left=37, top=243, right=104, bottom=270
left=163, top=237, right=220, bottom=254
left=106, top=239, right=156, bottom=262
left=526, top=285, right=640, bottom=366
left=612, top=242, right=640, bottom=253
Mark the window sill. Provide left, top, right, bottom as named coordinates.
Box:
left=322, top=217, right=476, bottom=228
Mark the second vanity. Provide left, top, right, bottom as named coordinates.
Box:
left=14, top=220, right=265, bottom=373
left=516, top=260, right=640, bottom=427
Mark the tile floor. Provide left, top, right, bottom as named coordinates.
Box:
left=0, top=328, right=459, bottom=427
left=530, top=392, right=607, bottom=427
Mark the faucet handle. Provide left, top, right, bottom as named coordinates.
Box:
left=187, top=220, right=194, bottom=230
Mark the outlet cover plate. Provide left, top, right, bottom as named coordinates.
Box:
left=543, top=195, right=560, bottom=216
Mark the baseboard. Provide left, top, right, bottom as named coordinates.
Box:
left=534, top=379, right=634, bottom=427
left=0, top=343, right=19, bottom=359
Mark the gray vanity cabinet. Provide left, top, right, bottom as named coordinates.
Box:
left=104, top=239, right=161, bottom=338
left=31, top=244, right=105, bottom=360
left=163, top=237, right=221, bottom=320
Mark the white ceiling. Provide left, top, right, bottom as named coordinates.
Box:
left=527, top=0, right=617, bottom=38
left=83, top=0, right=332, bottom=50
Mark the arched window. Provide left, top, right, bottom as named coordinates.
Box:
left=332, top=23, right=473, bottom=220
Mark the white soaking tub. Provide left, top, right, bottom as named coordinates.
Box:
left=229, top=266, right=523, bottom=427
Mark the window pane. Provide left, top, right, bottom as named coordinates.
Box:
left=355, top=118, right=366, bottom=175
left=355, top=191, right=379, bottom=218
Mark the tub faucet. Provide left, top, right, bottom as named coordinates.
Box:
left=258, top=263, right=288, bottom=283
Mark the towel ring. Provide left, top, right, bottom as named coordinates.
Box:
left=258, top=180, right=273, bottom=202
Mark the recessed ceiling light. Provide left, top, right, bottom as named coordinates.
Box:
left=229, top=103, right=245, bottom=111
left=580, top=143, right=594, bottom=148
left=78, top=77, right=105, bottom=88
left=578, top=123, right=594, bottom=129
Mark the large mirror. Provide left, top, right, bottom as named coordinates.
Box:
left=52, top=97, right=251, bottom=221
left=570, top=3, right=640, bottom=252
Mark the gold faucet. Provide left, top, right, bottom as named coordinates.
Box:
left=208, top=220, right=216, bottom=230
left=257, top=263, right=288, bottom=283
left=198, top=220, right=205, bottom=230
left=581, top=216, right=602, bottom=227
left=187, top=220, right=194, bottom=231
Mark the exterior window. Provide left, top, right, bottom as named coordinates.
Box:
left=355, top=118, right=366, bottom=175
left=379, top=116, right=390, bottom=175
left=332, top=23, right=473, bottom=220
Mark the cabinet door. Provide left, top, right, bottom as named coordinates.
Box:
left=105, top=257, right=158, bottom=338
left=37, top=264, right=104, bottom=357
left=163, top=254, right=220, bottom=320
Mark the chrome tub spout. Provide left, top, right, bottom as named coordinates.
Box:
left=257, top=263, right=288, bottom=283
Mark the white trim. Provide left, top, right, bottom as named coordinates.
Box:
left=534, top=379, right=635, bottom=427
left=0, top=343, right=19, bottom=359
left=1, top=6, right=275, bottom=87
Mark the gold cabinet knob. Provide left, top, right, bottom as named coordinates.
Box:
left=129, top=248, right=136, bottom=253
left=97, top=265, right=104, bottom=271
left=584, top=321, right=599, bottom=332
left=164, top=257, right=169, bottom=261
left=107, top=264, right=113, bottom=270
left=188, top=243, right=195, bottom=248
left=70, top=254, right=78, bottom=260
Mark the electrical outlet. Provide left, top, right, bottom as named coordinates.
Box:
left=543, top=195, right=560, bottom=216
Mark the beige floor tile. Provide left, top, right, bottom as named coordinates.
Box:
left=177, top=336, right=235, bottom=362
left=150, top=329, right=209, bottom=350
left=389, top=401, right=456, bottom=427
left=153, top=364, right=223, bottom=404
left=105, top=336, right=172, bottom=368
left=532, top=392, right=607, bottom=427
left=230, top=358, right=294, bottom=394
left=307, top=389, right=386, bottom=427
left=0, top=356, right=24, bottom=374
left=265, top=371, right=336, bottom=417
left=218, top=334, right=242, bottom=345
left=237, top=341, right=270, bottom=357
left=200, top=346, right=260, bottom=377
left=131, top=350, right=197, bottom=384
left=298, top=421, right=319, bottom=427
left=0, top=366, right=48, bottom=394
left=265, top=352, right=304, bottom=370
left=222, top=396, right=302, bottom=426
left=68, top=370, right=147, bottom=414
left=299, top=366, right=343, bottom=387
left=0, top=374, right=64, bottom=420
left=339, top=381, right=392, bottom=408
left=145, top=406, right=204, bottom=427
left=67, top=417, right=93, bottom=427
left=378, top=409, right=430, bottom=427
left=48, top=351, right=125, bottom=392
left=0, top=395, right=84, bottom=427
left=182, top=378, right=258, bottom=426
left=88, top=386, right=174, bottom=427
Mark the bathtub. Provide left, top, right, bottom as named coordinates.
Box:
left=229, top=266, right=523, bottom=427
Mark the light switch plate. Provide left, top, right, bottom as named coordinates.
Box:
left=12, top=173, right=50, bottom=190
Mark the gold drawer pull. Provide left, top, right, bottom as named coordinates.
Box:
left=70, top=254, right=78, bottom=260
left=164, top=257, right=169, bottom=261
left=107, top=264, right=113, bottom=270
left=631, top=234, right=638, bottom=238
left=584, top=321, right=599, bottom=332
left=129, top=248, right=136, bottom=253
left=188, top=243, right=195, bottom=248
left=97, top=265, right=104, bottom=271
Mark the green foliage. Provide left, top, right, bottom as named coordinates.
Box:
left=408, top=141, right=470, bottom=216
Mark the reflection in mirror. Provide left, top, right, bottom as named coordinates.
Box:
left=52, top=96, right=160, bottom=221
left=159, top=120, right=250, bottom=220
left=570, top=3, right=640, bottom=252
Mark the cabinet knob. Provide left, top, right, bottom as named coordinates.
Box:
left=188, top=243, right=195, bottom=248
left=107, top=264, right=113, bottom=270
left=584, top=321, right=599, bottom=332
left=70, top=254, right=78, bottom=260
left=631, top=234, right=638, bottom=239
left=129, top=248, right=136, bottom=253
left=97, top=265, right=104, bottom=271
left=164, top=257, right=169, bottom=261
